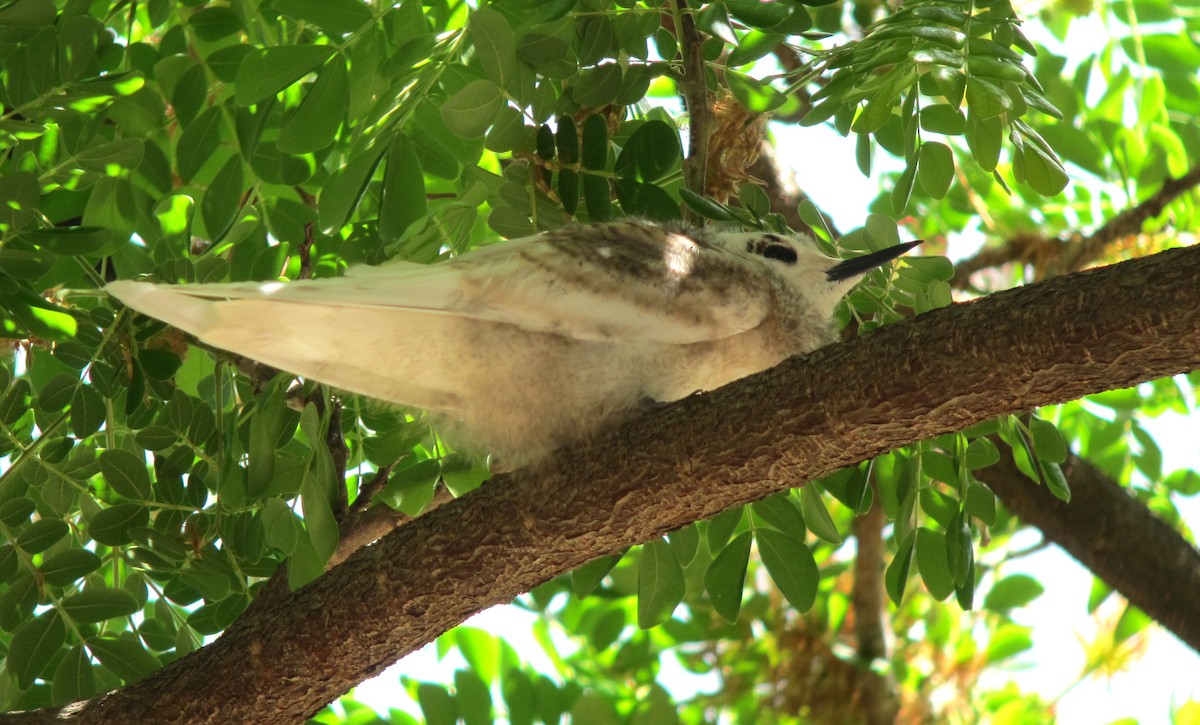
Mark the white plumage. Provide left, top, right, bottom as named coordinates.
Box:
left=106, top=221, right=916, bottom=464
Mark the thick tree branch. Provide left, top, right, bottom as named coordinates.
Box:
left=977, top=445, right=1200, bottom=652
left=14, top=244, right=1200, bottom=724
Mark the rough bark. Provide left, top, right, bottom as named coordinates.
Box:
left=978, top=444, right=1200, bottom=652
left=9, top=244, right=1200, bottom=724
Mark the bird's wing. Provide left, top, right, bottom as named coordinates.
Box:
left=108, top=225, right=775, bottom=344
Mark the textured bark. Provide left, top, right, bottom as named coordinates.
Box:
left=978, top=444, right=1200, bottom=652
left=10, top=244, right=1200, bottom=723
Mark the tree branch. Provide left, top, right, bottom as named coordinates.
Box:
left=977, top=443, right=1200, bottom=652
left=16, top=244, right=1200, bottom=723
left=851, top=496, right=897, bottom=725
left=952, top=163, right=1200, bottom=289
left=674, top=0, right=710, bottom=208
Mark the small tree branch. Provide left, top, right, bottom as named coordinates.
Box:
left=977, top=444, right=1200, bottom=653
left=674, top=0, right=711, bottom=208
left=1060, top=163, right=1200, bottom=273
left=952, top=164, right=1200, bottom=288
left=18, top=244, right=1200, bottom=724
left=851, top=495, right=897, bottom=725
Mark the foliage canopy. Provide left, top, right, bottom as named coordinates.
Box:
left=0, top=0, right=1197, bottom=722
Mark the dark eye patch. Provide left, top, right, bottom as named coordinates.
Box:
left=762, top=243, right=797, bottom=264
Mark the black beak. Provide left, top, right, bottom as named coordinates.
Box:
left=826, top=240, right=921, bottom=282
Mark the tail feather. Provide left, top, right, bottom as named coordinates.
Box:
left=104, top=280, right=468, bottom=413
left=105, top=281, right=220, bottom=337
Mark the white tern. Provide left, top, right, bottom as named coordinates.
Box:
left=106, top=221, right=917, bottom=464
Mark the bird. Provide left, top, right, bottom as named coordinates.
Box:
left=106, top=221, right=918, bottom=465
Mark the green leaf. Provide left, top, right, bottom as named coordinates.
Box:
left=418, top=682, right=457, bottom=725
left=614, top=120, right=680, bottom=182
left=469, top=7, right=517, bottom=87
left=917, top=141, right=954, bottom=199
left=557, top=169, right=579, bottom=215
left=40, top=549, right=103, bottom=586
left=573, top=64, right=623, bottom=107
left=945, top=511, right=973, bottom=585
left=62, top=587, right=139, bottom=623
left=262, top=498, right=302, bottom=555
left=1016, top=143, right=1069, bottom=195
left=704, top=531, right=752, bottom=623
left=965, top=437, right=1000, bottom=469
left=964, top=481, right=997, bottom=525
left=555, top=116, right=578, bottom=164
left=455, top=669, right=493, bottom=725
left=200, top=154, right=245, bottom=243
left=17, top=519, right=69, bottom=554
left=582, top=174, right=612, bottom=221
left=235, top=45, right=336, bottom=106
left=0, top=544, right=18, bottom=583
left=278, top=55, right=348, bottom=153
left=667, top=523, right=700, bottom=566
left=679, top=188, right=736, bottom=221
left=891, top=157, right=917, bottom=215
left=984, top=574, right=1045, bottom=613
left=615, top=179, right=680, bottom=221
left=985, top=624, right=1033, bottom=663
left=852, top=91, right=896, bottom=134
left=0, top=170, right=40, bottom=233
left=37, top=372, right=77, bottom=412
left=726, top=71, right=786, bottom=112
left=965, top=112, right=1002, bottom=172
left=1029, top=417, right=1068, bottom=463
left=89, top=504, right=150, bottom=546
left=441, top=79, right=504, bottom=138
left=799, top=485, right=841, bottom=544
left=571, top=554, right=621, bottom=598
left=70, top=383, right=105, bottom=438
left=87, top=632, right=161, bottom=683
left=317, top=144, right=387, bottom=233
left=637, top=539, right=685, bottom=628
left=300, top=471, right=338, bottom=564
left=484, top=106, right=528, bottom=153
left=965, top=77, right=1013, bottom=119
left=175, top=106, right=223, bottom=182
left=379, top=133, right=427, bottom=242
left=189, top=6, right=242, bottom=40
left=1041, top=460, right=1071, bottom=502
left=273, top=0, right=373, bottom=34
left=75, top=138, right=145, bottom=175
left=9, top=611, right=65, bottom=689
left=0, top=249, right=56, bottom=280
left=915, top=528, right=954, bottom=600
left=52, top=645, right=99, bottom=704
left=0, top=498, right=35, bottom=527
left=886, top=531, right=915, bottom=605
left=750, top=492, right=806, bottom=536
left=100, top=449, right=153, bottom=500
left=756, top=528, right=819, bottom=612
left=580, top=114, right=608, bottom=170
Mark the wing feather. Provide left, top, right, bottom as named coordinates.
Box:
left=107, top=223, right=773, bottom=345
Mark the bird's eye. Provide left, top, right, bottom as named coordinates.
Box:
left=761, top=243, right=798, bottom=265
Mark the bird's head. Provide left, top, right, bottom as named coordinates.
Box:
left=713, top=230, right=920, bottom=317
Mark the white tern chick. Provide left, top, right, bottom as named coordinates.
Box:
left=106, top=221, right=917, bottom=464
